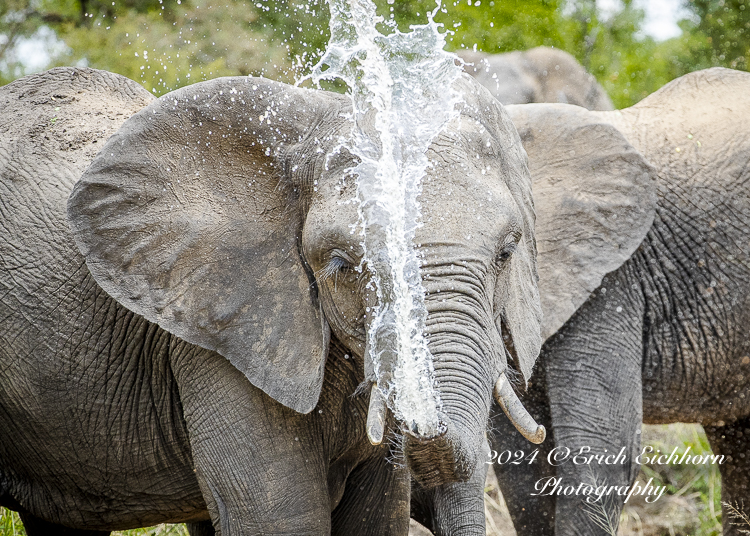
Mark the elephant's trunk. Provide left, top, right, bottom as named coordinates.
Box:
left=403, top=281, right=499, bottom=488
left=411, top=437, right=490, bottom=536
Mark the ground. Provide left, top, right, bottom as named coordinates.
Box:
left=0, top=424, right=729, bottom=536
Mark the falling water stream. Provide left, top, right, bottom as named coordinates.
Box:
left=304, top=0, right=464, bottom=436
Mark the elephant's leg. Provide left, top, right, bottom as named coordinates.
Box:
left=410, top=438, right=490, bottom=536
left=18, top=512, right=110, bottom=536
left=330, top=456, right=410, bottom=536
left=704, top=418, right=750, bottom=536
left=546, top=272, right=644, bottom=535
left=186, top=520, right=215, bottom=536
left=171, top=349, right=331, bottom=536
left=489, top=363, right=556, bottom=535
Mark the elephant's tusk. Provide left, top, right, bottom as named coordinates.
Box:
left=367, top=383, right=388, bottom=445
left=494, top=373, right=546, bottom=444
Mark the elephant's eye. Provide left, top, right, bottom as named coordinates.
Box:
left=318, top=250, right=357, bottom=282
left=495, top=241, right=518, bottom=264
left=329, top=255, right=354, bottom=273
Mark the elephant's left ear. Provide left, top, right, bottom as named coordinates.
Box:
left=506, top=103, right=657, bottom=341
left=68, top=77, right=345, bottom=414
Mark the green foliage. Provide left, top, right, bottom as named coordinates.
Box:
left=3, top=0, right=750, bottom=105
left=439, top=0, right=570, bottom=54
left=0, top=0, right=46, bottom=84
left=636, top=424, right=723, bottom=536
left=0, top=509, right=25, bottom=536
left=55, top=0, right=292, bottom=94
left=0, top=511, right=189, bottom=536
left=689, top=0, right=750, bottom=70
left=578, top=2, right=670, bottom=107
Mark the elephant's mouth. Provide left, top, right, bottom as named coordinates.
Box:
left=365, top=380, right=471, bottom=487
left=403, top=420, right=474, bottom=488
left=385, top=372, right=545, bottom=488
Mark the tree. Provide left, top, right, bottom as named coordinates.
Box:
left=0, top=0, right=330, bottom=93
left=4, top=0, right=750, bottom=105
left=0, top=0, right=60, bottom=85
left=435, top=0, right=571, bottom=54
left=680, top=0, right=750, bottom=71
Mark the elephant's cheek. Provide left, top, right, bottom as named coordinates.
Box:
left=320, top=284, right=367, bottom=356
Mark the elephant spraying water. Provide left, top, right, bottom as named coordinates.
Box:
left=0, top=63, right=554, bottom=535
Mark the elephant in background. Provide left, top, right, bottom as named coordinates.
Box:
left=460, top=46, right=614, bottom=111
left=490, top=67, right=750, bottom=535
left=0, top=66, right=646, bottom=535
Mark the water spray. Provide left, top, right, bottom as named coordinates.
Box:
left=302, top=0, right=464, bottom=439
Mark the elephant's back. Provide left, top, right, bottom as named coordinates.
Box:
left=0, top=67, right=153, bottom=190
left=521, top=47, right=614, bottom=111
left=0, top=69, right=207, bottom=529
left=602, top=69, right=750, bottom=423
left=0, top=67, right=154, bottom=319
left=0, top=67, right=155, bottom=392
left=600, top=68, right=750, bottom=197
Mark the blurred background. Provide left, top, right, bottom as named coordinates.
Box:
left=1, top=0, right=748, bottom=108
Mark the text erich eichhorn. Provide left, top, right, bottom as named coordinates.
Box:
left=487, top=445, right=724, bottom=503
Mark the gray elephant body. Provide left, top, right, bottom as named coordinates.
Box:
left=0, top=68, right=404, bottom=535
left=492, top=67, right=750, bottom=535
left=460, top=47, right=614, bottom=111
left=0, top=66, right=561, bottom=535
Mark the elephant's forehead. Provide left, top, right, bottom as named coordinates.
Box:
left=416, top=177, right=520, bottom=255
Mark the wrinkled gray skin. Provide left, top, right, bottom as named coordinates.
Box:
left=460, top=47, right=614, bottom=111
left=491, top=68, right=750, bottom=535
left=0, top=67, right=548, bottom=535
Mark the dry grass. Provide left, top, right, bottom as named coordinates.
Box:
left=723, top=501, right=750, bottom=535
left=0, top=511, right=188, bottom=536
left=476, top=423, right=722, bottom=536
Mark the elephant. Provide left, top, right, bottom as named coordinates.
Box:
left=0, top=65, right=553, bottom=536
left=0, top=63, right=661, bottom=535
left=459, top=46, right=614, bottom=111
left=488, top=67, right=750, bottom=535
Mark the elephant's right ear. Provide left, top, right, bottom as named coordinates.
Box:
left=68, top=77, right=346, bottom=414
left=506, top=104, right=656, bottom=340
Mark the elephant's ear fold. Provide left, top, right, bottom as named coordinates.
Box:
left=499, top=232, right=543, bottom=383
left=506, top=103, right=657, bottom=341
left=68, top=77, right=344, bottom=414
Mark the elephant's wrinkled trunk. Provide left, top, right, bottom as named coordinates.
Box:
left=403, top=287, right=499, bottom=488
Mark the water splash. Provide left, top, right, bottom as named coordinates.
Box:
left=303, top=0, right=464, bottom=436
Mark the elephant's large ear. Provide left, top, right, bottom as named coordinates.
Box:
left=68, top=77, right=345, bottom=413
left=506, top=103, right=656, bottom=341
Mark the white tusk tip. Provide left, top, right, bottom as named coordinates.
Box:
left=366, top=384, right=386, bottom=446
left=367, top=425, right=384, bottom=446
left=529, top=425, right=546, bottom=444
left=494, top=372, right=546, bottom=445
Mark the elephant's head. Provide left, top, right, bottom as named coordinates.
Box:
left=67, top=74, right=544, bottom=487
left=460, top=47, right=615, bottom=111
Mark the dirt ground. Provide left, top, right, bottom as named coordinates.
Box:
left=408, top=469, right=700, bottom=536
left=409, top=424, right=712, bottom=536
